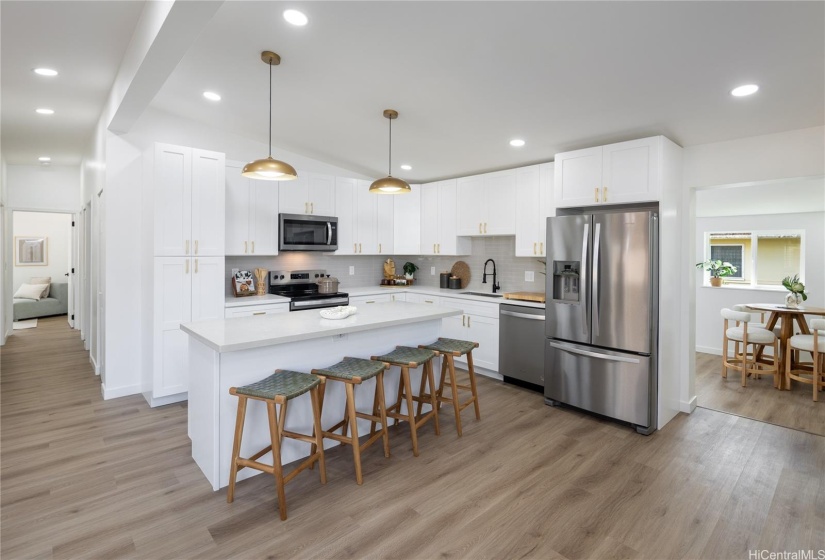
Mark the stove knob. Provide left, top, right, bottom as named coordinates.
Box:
left=279, top=275, right=284, bottom=280
left=315, top=273, right=320, bottom=278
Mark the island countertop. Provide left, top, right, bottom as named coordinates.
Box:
left=181, top=301, right=461, bottom=353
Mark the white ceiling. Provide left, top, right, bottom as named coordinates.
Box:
left=2, top=1, right=824, bottom=182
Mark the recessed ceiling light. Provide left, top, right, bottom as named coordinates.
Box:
left=36, top=108, right=54, bottom=115
left=509, top=139, right=526, bottom=147
left=400, top=164, right=412, bottom=171
left=731, top=84, right=759, bottom=97
left=283, top=9, right=308, bottom=26
left=34, top=68, right=58, bottom=77
left=203, top=91, right=221, bottom=101
left=38, top=156, right=51, bottom=162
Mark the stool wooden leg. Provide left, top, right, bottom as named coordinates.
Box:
left=401, top=366, right=419, bottom=457
left=393, top=374, right=404, bottom=426
left=369, top=378, right=380, bottom=438
left=436, top=356, right=448, bottom=409
left=310, top=380, right=327, bottom=470
left=416, top=366, right=428, bottom=418
left=376, top=371, right=390, bottom=458
left=426, top=359, right=440, bottom=436
left=345, top=383, right=363, bottom=485
left=227, top=395, right=248, bottom=503
left=309, top=386, right=326, bottom=484
left=267, top=401, right=287, bottom=521
left=446, top=355, right=463, bottom=437
left=467, top=351, right=481, bottom=420
left=721, top=333, right=728, bottom=378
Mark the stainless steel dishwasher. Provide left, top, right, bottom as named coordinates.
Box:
left=499, top=304, right=545, bottom=389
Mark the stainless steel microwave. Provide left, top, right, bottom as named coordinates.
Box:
left=279, top=213, right=338, bottom=251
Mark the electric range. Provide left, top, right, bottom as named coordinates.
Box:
left=268, top=269, right=349, bottom=312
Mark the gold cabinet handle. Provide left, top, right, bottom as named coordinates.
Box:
left=305, top=202, right=309, bottom=214
left=185, top=240, right=190, bottom=255
left=195, top=258, right=199, bottom=273
left=251, top=241, right=255, bottom=254
left=252, top=311, right=266, bottom=316
left=366, top=300, right=375, bottom=304
left=379, top=243, right=382, bottom=254
left=468, top=316, right=471, bottom=328
left=433, top=243, right=436, bottom=253
left=359, top=243, right=362, bottom=253
left=424, top=300, right=434, bottom=304
left=533, top=242, right=537, bottom=255
left=310, top=202, right=314, bottom=214
left=244, top=241, right=248, bottom=254
left=603, top=187, right=608, bottom=202
left=462, top=315, right=465, bottom=327
left=185, top=260, right=189, bottom=274
left=540, top=242, right=544, bottom=254
left=194, top=240, right=198, bottom=255
left=437, top=243, right=440, bottom=253
left=594, top=188, right=599, bottom=202
left=479, top=223, right=482, bottom=234
left=484, top=223, right=487, bottom=234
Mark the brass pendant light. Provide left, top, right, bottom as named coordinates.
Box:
left=369, top=109, right=411, bottom=194
left=242, top=51, right=297, bottom=181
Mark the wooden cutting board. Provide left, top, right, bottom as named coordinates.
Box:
left=503, top=292, right=546, bottom=303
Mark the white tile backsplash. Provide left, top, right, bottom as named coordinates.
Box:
left=226, top=236, right=546, bottom=295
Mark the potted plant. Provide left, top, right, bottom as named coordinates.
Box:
left=781, top=274, right=807, bottom=308
left=696, top=259, right=738, bottom=287
left=403, top=261, right=419, bottom=281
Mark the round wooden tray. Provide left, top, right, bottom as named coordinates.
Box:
left=451, top=261, right=471, bottom=288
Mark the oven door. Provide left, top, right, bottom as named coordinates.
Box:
left=279, top=214, right=338, bottom=251
left=290, top=295, right=350, bottom=312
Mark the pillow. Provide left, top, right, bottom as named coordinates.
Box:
left=30, top=276, right=51, bottom=298
left=14, top=283, right=45, bottom=301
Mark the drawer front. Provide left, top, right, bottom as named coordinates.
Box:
left=225, top=304, right=288, bottom=318
left=439, top=297, right=499, bottom=318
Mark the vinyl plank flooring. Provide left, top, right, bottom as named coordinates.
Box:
left=2, top=317, right=825, bottom=559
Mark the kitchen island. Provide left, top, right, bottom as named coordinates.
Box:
left=181, top=301, right=461, bottom=490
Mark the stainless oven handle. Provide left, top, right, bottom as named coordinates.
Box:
left=549, top=342, right=640, bottom=364
left=292, top=297, right=350, bottom=308
left=501, top=310, right=545, bottom=321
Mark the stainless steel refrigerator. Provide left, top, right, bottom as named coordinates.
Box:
left=544, top=210, right=658, bottom=434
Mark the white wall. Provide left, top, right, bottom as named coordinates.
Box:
left=1, top=159, right=7, bottom=343
left=694, top=211, right=825, bottom=355
left=11, top=211, right=71, bottom=293
left=5, top=165, right=81, bottom=212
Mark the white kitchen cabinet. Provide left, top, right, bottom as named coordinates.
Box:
left=515, top=163, right=555, bottom=257
left=374, top=192, right=394, bottom=256
left=225, top=161, right=279, bottom=256
left=420, top=180, right=472, bottom=256
left=224, top=302, right=289, bottom=318
left=336, top=179, right=394, bottom=255
left=278, top=171, right=336, bottom=215
left=335, top=177, right=357, bottom=255
left=406, top=293, right=439, bottom=305
left=393, top=184, right=421, bottom=254
left=457, top=170, right=517, bottom=236
left=151, top=256, right=224, bottom=402
left=554, top=136, right=661, bottom=208
left=349, top=293, right=393, bottom=305
left=154, top=144, right=225, bottom=257
left=438, top=297, right=499, bottom=372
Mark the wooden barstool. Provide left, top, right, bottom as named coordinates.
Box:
left=370, top=346, right=440, bottom=457
left=311, top=357, right=390, bottom=485
left=418, top=338, right=481, bottom=436
left=227, top=369, right=326, bottom=521
left=785, top=318, right=825, bottom=400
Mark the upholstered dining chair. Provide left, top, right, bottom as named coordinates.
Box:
left=785, top=318, right=825, bottom=401
left=731, top=304, right=782, bottom=367
left=721, top=308, right=780, bottom=388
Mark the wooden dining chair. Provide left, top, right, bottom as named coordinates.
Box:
left=732, top=304, right=781, bottom=368
left=785, top=318, right=825, bottom=401
left=721, top=308, right=780, bottom=387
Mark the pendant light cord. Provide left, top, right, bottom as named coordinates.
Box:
left=268, top=57, right=273, bottom=157
left=388, top=116, right=392, bottom=177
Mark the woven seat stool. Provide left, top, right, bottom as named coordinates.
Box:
left=311, top=358, right=390, bottom=485
left=371, top=346, right=440, bottom=457
left=227, top=369, right=326, bottom=521
left=418, top=338, right=480, bottom=436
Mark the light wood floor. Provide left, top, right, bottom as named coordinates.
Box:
left=696, top=351, right=825, bottom=437
left=2, top=318, right=824, bottom=559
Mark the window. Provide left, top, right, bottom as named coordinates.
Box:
left=704, top=230, right=804, bottom=288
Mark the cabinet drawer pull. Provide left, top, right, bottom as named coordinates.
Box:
left=594, top=187, right=599, bottom=202
left=185, top=260, right=189, bottom=274
left=251, top=241, right=255, bottom=253
left=366, top=300, right=376, bottom=304
left=244, top=241, right=248, bottom=254
left=424, top=300, right=434, bottom=304
left=253, top=311, right=266, bottom=316
left=603, top=187, right=608, bottom=202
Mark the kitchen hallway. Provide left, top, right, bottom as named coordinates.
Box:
left=1, top=318, right=824, bottom=559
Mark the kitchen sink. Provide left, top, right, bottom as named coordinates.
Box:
left=462, top=292, right=504, bottom=298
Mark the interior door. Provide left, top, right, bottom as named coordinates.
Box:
left=545, top=214, right=591, bottom=344
left=591, top=211, right=654, bottom=354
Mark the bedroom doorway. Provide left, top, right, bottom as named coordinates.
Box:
left=10, top=211, right=75, bottom=331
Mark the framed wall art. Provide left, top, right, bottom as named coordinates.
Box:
left=15, top=236, right=48, bottom=266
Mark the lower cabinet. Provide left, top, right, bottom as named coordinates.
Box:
left=438, top=297, right=500, bottom=372
left=349, top=293, right=392, bottom=305
left=148, top=256, right=224, bottom=405
left=225, top=303, right=289, bottom=318
left=405, top=293, right=440, bottom=305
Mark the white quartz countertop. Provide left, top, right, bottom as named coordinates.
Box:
left=344, top=285, right=546, bottom=309
left=184, top=301, right=462, bottom=353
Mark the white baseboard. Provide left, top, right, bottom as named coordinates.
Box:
left=696, top=346, right=722, bottom=356
left=90, top=354, right=100, bottom=375
left=101, top=383, right=142, bottom=400
left=142, top=391, right=188, bottom=408
left=680, top=395, right=698, bottom=413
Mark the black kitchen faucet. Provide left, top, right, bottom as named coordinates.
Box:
left=482, top=259, right=500, bottom=293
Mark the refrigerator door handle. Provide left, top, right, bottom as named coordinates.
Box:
left=592, top=222, right=601, bottom=337
left=580, top=223, right=590, bottom=336
left=549, top=342, right=641, bottom=364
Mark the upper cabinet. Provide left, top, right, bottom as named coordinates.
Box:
left=154, top=143, right=225, bottom=257
left=225, top=161, right=279, bottom=256
left=420, top=180, right=472, bottom=256
left=335, top=178, right=394, bottom=255
left=554, top=136, right=661, bottom=208
left=393, top=184, right=421, bottom=255
left=456, top=170, right=517, bottom=236
left=514, top=163, right=555, bottom=257
left=278, top=171, right=335, bottom=216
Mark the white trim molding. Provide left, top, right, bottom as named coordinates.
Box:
left=101, top=382, right=142, bottom=400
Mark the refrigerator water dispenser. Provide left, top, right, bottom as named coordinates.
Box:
left=552, top=261, right=579, bottom=302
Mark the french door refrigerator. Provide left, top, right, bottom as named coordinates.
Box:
left=544, top=210, right=658, bottom=434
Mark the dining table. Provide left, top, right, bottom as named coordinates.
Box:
left=747, top=303, right=825, bottom=389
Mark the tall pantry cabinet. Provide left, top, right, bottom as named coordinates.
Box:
left=143, top=143, right=225, bottom=407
